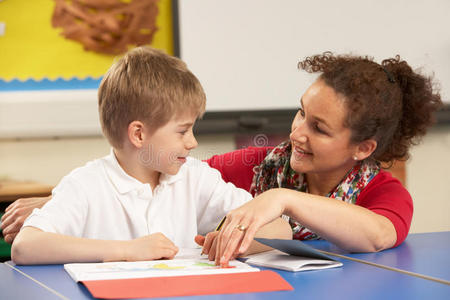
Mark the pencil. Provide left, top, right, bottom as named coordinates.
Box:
left=215, top=216, right=226, bottom=231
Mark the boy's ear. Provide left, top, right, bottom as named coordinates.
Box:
left=354, top=139, right=377, bottom=161
left=127, top=121, right=146, bottom=148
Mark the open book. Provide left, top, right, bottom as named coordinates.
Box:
left=64, top=248, right=259, bottom=282
left=244, top=238, right=343, bottom=272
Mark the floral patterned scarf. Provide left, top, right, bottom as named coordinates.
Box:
left=250, top=141, right=380, bottom=241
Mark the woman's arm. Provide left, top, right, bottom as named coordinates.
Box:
left=12, top=227, right=178, bottom=265
left=216, top=188, right=397, bottom=266
left=247, top=217, right=292, bottom=254
left=280, top=189, right=396, bottom=252
left=1, top=196, right=51, bottom=243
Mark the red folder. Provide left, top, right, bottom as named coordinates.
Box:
left=82, top=270, right=293, bottom=299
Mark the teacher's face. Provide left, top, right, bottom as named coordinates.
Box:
left=289, top=79, right=358, bottom=179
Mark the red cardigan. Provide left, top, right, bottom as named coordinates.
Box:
left=205, top=146, right=413, bottom=247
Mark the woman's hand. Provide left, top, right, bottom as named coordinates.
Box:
left=196, top=215, right=292, bottom=266
left=195, top=232, right=241, bottom=262
left=1, top=196, right=51, bottom=243
left=215, top=189, right=287, bottom=266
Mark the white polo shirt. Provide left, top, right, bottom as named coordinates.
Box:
left=23, top=151, right=252, bottom=248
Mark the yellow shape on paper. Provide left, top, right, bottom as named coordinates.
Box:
left=152, top=263, right=185, bottom=270
left=0, top=0, right=174, bottom=81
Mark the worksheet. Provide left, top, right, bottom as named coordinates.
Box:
left=64, top=248, right=259, bottom=282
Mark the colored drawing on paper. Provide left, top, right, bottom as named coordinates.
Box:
left=85, top=260, right=225, bottom=275
left=63, top=255, right=257, bottom=281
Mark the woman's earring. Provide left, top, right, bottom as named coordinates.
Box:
left=353, top=156, right=358, bottom=161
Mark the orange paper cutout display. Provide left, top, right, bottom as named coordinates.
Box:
left=52, top=0, right=159, bottom=55
left=82, top=270, right=293, bottom=299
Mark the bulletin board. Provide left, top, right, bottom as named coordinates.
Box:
left=0, top=0, right=174, bottom=87
left=0, top=0, right=176, bottom=138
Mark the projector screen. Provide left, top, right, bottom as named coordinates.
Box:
left=178, top=0, right=450, bottom=113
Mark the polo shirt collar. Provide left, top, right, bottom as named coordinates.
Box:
left=103, top=149, right=183, bottom=194
left=159, top=171, right=183, bottom=185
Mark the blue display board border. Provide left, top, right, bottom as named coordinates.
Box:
left=0, top=78, right=102, bottom=91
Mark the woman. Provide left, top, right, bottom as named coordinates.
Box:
left=198, top=52, right=442, bottom=266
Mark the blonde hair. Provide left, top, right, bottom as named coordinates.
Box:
left=98, top=46, right=206, bottom=148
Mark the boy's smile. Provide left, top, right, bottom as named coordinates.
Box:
left=141, top=112, right=198, bottom=177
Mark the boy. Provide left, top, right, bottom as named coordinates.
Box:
left=12, top=47, right=290, bottom=264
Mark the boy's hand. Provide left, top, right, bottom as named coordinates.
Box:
left=1, top=196, right=51, bottom=243
left=124, top=233, right=178, bottom=261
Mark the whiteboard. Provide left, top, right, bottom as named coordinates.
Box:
left=178, top=0, right=450, bottom=112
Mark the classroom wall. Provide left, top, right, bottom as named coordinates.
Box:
left=406, top=125, right=450, bottom=234
left=1, top=126, right=449, bottom=234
